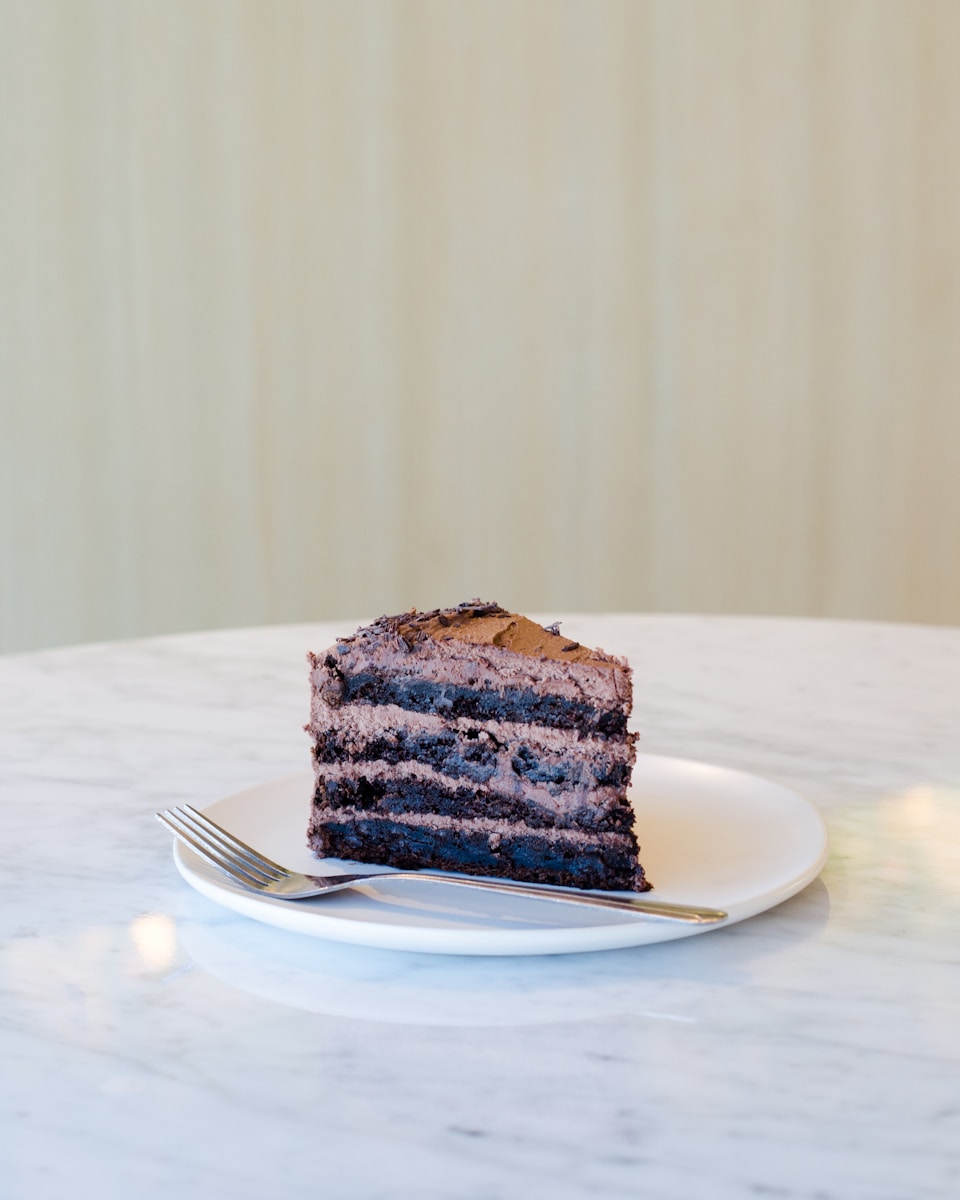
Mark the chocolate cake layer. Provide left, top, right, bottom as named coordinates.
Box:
left=313, top=664, right=627, bottom=736
left=312, top=767, right=636, bottom=832
left=312, top=734, right=631, bottom=790
left=307, top=706, right=636, bottom=797
left=308, top=811, right=640, bottom=891
left=309, top=604, right=633, bottom=734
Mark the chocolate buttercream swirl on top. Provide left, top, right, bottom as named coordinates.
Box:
left=346, top=602, right=618, bottom=669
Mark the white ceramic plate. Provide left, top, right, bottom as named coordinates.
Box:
left=172, top=755, right=828, bottom=956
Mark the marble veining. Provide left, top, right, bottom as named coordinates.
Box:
left=1, top=615, right=959, bottom=1199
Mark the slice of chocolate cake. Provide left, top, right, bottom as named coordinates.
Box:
left=306, top=601, right=648, bottom=891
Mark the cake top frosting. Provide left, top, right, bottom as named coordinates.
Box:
left=344, top=600, right=619, bottom=669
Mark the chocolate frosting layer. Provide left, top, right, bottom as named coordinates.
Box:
left=336, top=601, right=624, bottom=670
left=309, top=601, right=633, bottom=723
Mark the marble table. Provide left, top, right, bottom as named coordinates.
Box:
left=2, top=615, right=958, bottom=1199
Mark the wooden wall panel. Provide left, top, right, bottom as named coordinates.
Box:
left=1, top=1, right=958, bottom=652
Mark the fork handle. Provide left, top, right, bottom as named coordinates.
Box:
left=353, top=871, right=727, bottom=925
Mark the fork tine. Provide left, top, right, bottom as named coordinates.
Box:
left=179, top=804, right=288, bottom=879
left=156, top=810, right=271, bottom=888
left=173, top=808, right=280, bottom=882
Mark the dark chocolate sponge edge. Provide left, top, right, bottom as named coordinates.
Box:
left=308, top=816, right=650, bottom=893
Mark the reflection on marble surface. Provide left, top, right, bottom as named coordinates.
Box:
left=174, top=882, right=832, bottom=1026
left=2, top=615, right=960, bottom=1199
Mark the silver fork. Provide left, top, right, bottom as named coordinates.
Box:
left=156, top=804, right=727, bottom=924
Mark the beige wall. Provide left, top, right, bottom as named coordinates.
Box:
left=2, top=0, right=959, bottom=653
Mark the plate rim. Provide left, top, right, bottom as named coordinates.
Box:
left=172, top=754, right=829, bottom=956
